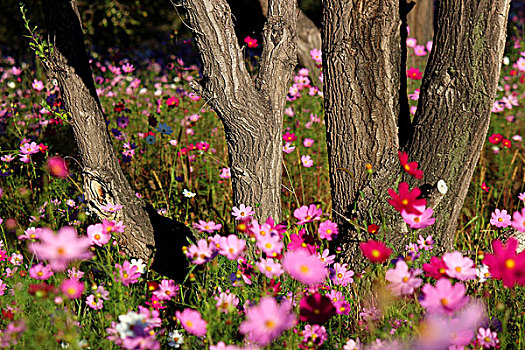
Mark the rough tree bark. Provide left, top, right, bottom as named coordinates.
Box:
left=323, top=0, right=511, bottom=265
left=258, top=0, right=321, bottom=86
left=175, top=0, right=297, bottom=223
left=42, top=0, right=191, bottom=280
left=407, top=0, right=434, bottom=44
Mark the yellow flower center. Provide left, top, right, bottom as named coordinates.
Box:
left=123, top=273, right=129, bottom=278
left=402, top=199, right=409, bottom=205
left=186, top=321, right=193, bottom=328
left=265, top=320, right=276, bottom=329
left=441, top=298, right=448, bottom=306
left=265, top=243, right=272, bottom=249
left=402, top=277, right=409, bottom=282
left=326, top=229, right=332, bottom=234
left=455, top=266, right=462, bottom=272
left=94, top=234, right=100, bottom=240
left=414, top=217, right=420, bottom=223
left=498, top=218, right=503, bottom=222
left=300, top=265, right=310, bottom=274
left=67, top=288, right=75, bottom=295
left=57, top=247, right=66, bottom=256
left=371, top=249, right=380, bottom=258
left=314, top=309, right=320, bottom=314
left=505, top=259, right=515, bottom=269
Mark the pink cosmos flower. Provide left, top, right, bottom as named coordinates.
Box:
left=283, top=250, right=326, bottom=286
left=409, top=88, right=420, bottom=100
left=282, top=142, right=296, bottom=153
left=87, top=223, right=111, bottom=246
left=115, top=261, right=141, bottom=286
left=443, top=251, right=477, bottom=281
left=401, top=205, right=435, bottom=229
left=407, top=67, right=423, bottom=80
left=294, top=204, right=322, bottom=225
left=360, top=240, right=392, bottom=263
left=483, top=238, right=525, bottom=287
left=100, top=203, right=123, bottom=213
left=299, top=293, right=335, bottom=324
left=186, top=239, right=217, bottom=265
left=256, top=234, right=283, bottom=257
left=303, top=138, right=315, bottom=147
left=218, top=234, right=246, bottom=260
left=86, top=294, right=104, bottom=309
left=219, top=167, right=231, bottom=179
left=317, top=249, right=335, bottom=266
left=29, top=263, right=54, bottom=280
left=419, top=279, right=469, bottom=315
left=239, top=297, right=296, bottom=346
left=18, top=227, right=42, bottom=241
left=193, top=220, right=222, bottom=234
left=283, top=132, right=297, bottom=142
left=511, top=208, right=525, bottom=232
left=176, top=309, right=207, bottom=337
left=490, top=209, right=511, bottom=228
left=417, top=234, right=435, bottom=251
left=388, top=182, right=426, bottom=215
left=60, top=278, right=84, bottom=299
left=477, top=327, right=499, bottom=348
left=414, top=45, right=427, bottom=56
left=231, top=204, right=255, bottom=221
left=121, top=63, right=135, bottom=73
left=215, top=292, right=240, bottom=313
left=329, top=263, right=354, bottom=286
left=256, top=258, right=284, bottom=279
left=385, top=260, right=422, bottom=296
left=32, top=79, right=44, bottom=91
left=318, top=220, right=338, bottom=240
left=423, top=256, right=448, bottom=279
left=20, top=142, right=40, bottom=155
left=67, top=267, right=84, bottom=281
left=287, top=229, right=316, bottom=254
left=28, top=226, right=92, bottom=271
left=102, top=219, right=125, bottom=234
left=406, top=37, right=417, bottom=48
left=153, top=279, right=178, bottom=301
left=310, top=49, right=322, bottom=64
left=301, top=155, right=314, bottom=167
left=244, top=36, right=258, bottom=48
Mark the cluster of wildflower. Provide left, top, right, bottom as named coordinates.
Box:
left=177, top=141, right=211, bottom=157
left=288, top=64, right=322, bottom=101
left=107, top=307, right=162, bottom=349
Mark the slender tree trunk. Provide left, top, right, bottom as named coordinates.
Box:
left=42, top=1, right=193, bottom=280
left=259, top=0, right=321, bottom=86
left=407, top=0, right=434, bottom=44
left=323, top=0, right=511, bottom=266
left=177, top=0, right=297, bottom=223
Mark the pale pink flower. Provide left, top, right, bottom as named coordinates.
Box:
left=218, top=235, right=246, bottom=260
left=329, top=263, right=354, bottom=286
left=28, top=226, right=92, bottom=271
left=231, top=204, right=255, bottom=221
left=102, top=219, right=125, bottom=234
left=29, top=263, right=54, bottom=280
left=385, top=260, right=422, bottom=296
left=420, top=279, right=469, bottom=315
left=32, top=79, right=44, bottom=91
left=19, top=142, right=39, bottom=155
left=86, top=294, right=104, bottom=309
left=67, top=267, right=84, bottom=281
left=215, top=292, right=240, bottom=313
left=443, top=251, right=476, bottom=281
left=490, top=209, right=511, bottom=228
left=256, top=234, right=283, bottom=257
left=283, top=250, right=326, bottom=286
left=318, top=220, right=338, bottom=240
left=219, top=167, right=231, bottom=179
left=100, top=203, right=123, bottom=213
left=294, top=204, right=322, bottom=225
left=115, top=261, right=141, bottom=286
left=176, top=309, right=207, bottom=337
left=301, top=155, right=313, bottom=167
left=186, top=239, right=216, bottom=265
left=121, top=63, right=135, bottom=73
left=193, top=220, right=222, bottom=233
left=511, top=208, right=525, bottom=232
left=317, top=249, right=335, bottom=266
left=417, top=234, right=434, bottom=251
left=282, top=142, right=295, bottom=153
left=303, top=138, right=315, bottom=147
left=477, top=327, right=499, bottom=348
left=414, top=45, right=427, bottom=56
left=239, top=297, right=296, bottom=346
left=256, top=258, right=284, bottom=279
left=153, top=279, right=178, bottom=301
left=87, top=223, right=111, bottom=246
left=18, top=227, right=42, bottom=241
left=401, top=205, right=435, bottom=229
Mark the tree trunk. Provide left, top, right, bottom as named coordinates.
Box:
left=323, top=0, right=511, bottom=266
left=42, top=0, right=192, bottom=280
left=407, top=0, right=434, bottom=44
left=177, top=0, right=297, bottom=223
left=259, top=0, right=321, bottom=86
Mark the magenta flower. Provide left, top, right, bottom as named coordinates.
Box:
left=417, top=234, right=435, bottom=251
left=176, top=309, right=207, bottom=337
left=407, top=67, right=423, bottom=80
left=294, top=204, right=322, bottom=225
left=193, top=220, right=222, bottom=234
left=102, top=219, right=126, bottom=234
left=299, top=293, right=335, bottom=324
left=388, top=182, right=426, bottom=215
left=29, top=263, right=54, bottom=280
left=483, top=238, right=525, bottom=287
left=243, top=36, right=258, bottom=48
left=490, top=209, right=511, bottom=228
left=218, top=234, right=246, bottom=260
left=511, top=208, right=525, bottom=232
left=283, top=250, right=326, bottom=286
left=115, top=261, right=141, bottom=286
left=28, top=226, right=92, bottom=271
left=477, top=327, right=499, bottom=348
left=87, top=223, right=111, bottom=247
left=419, top=279, right=469, bottom=315
left=239, top=297, right=295, bottom=346
left=287, top=229, right=316, bottom=254
left=318, top=220, right=338, bottom=240
left=401, top=205, right=435, bottom=229
left=32, top=79, right=44, bottom=91
left=47, top=156, right=69, bottom=178
left=443, top=251, right=476, bottom=281
left=423, top=256, right=448, bottom=279
left=231, top=204, right=255, bottom=221
left=385, top=260, right=422, bottom=296
left=60, top=278, right=84, bottom=299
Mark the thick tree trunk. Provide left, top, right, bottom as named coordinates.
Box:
left=42, top=1, right=193, bottom=280
left=259, top=0, right=321, bottom=86
left=407, top=0, right=434, bottom=44
left=177, top=0, right=297, bottom=222
left=323, top=0, right=511, bottom=266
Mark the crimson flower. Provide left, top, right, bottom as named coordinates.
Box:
left=501, top=139, right=512, bottom=148
left=488, top=133, right=503, bottom=145
left=283, top=132, right=297, bottom=142
left=387, top=182, right=426, bottom=215
left=398, top=151, right=423, bottom=179
left=299, top=292, right=335, bottom=324
left=423, top=256, right=448, bottom=279
left=360, top=240, right=392, bottom=263
left=407, top=67, right=423, bottom=80
left=481, top=182, right=490, bottom=192
left=367, top=224, right=379, bottom=235
left=244, top=36, right=258, bottom=48
left=483, top=238, right=525, bottom=287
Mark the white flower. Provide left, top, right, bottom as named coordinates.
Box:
left=503, top=56, right=510, bottom=65
left=115, top=311, right=146, bottom=338
left=476, top=264, right=491, bottom=283
left=183, top=189, right=196, bottom=198
left=130, top=258, right=146, bottom=274
left=437, top=179, right=448, bottom=195
left=343, top=338, right=361, bottom=350
left=168, top=330, right=184, bottom=348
